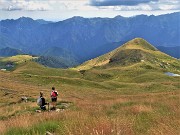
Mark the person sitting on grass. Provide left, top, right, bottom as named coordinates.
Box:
left=37, top=92, right=48, bottom=111
left=50, top=87, right=58, bottom=110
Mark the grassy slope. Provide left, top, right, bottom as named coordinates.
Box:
left=0, top=63, right=179, bottom=135
left=0, top=55, right=38, bottom=70
left=76, top=38, right=180, bottom=71
left=0, top=39, right=180, bottom=135
left=0, top=55, right=36, bottom=63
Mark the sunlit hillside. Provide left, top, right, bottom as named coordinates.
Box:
left=0, top=38, right=179, bottom=135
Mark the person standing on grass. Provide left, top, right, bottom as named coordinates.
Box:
left=50, top=87, right=58, bottom=110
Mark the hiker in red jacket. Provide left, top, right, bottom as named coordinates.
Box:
left=50, top=87, right=58, bottom=110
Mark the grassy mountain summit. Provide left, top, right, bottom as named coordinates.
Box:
left=76, top=38, right=179, bottom=71
left=119, top=38, right=158, bottom=51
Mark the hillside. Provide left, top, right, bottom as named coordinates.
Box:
left=38, top=46, right=79, bottom=68
left=0, top=52, right=78, bottom=70
left=0, top=55, right=37, bottom=70
left=35, top=56, right=79, bottom=68
left=0, top=40, right=180, bottom=134
left=42, top=47, right=75, bottom=58
left=76, top=38, right=180, bottom=71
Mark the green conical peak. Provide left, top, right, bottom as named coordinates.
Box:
left=122, top=38, right=158, bottom=51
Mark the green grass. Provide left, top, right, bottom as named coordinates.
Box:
left=0, top=55, right=37, bottom=71
left=133, top=112, right=155, bottom=135
left=0, top=39, right=180, bottom=135
left=5, top=121, right=65, bottom=135
left=112, top=101, right=137, bottom=110
left=1, top=55, right=36, bottom=63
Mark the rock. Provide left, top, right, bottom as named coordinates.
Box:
left=4, top=92, right=11, bottom=96
left=56, top=108, right=62, bottom=112
left=36, top=110, right=42, bottom=113
left=46, top=131, right=54, bottom=135
left=21, top=96, right=28, bottom=102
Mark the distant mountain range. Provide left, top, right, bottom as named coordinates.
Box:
left=35, top=19, right=53, bottom=24
left=0, top=47, right=23, bottom=57
left=0, top=12, right=179, bottom=65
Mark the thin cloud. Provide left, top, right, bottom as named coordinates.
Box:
left=0, top=0, right=93, bottom=11
left=0, top=0, right=179, bottom=12
left=1, top=0, right=51, bottom=11
left=90, top=0, right=158, bottom=6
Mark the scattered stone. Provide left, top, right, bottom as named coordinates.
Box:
left=159, top=63, right=166, bottom=68
left=56, top=108, right=65, bottom=112
left=36, top=110, right=42, bottom=113
left=21, top=96, right=28, bottom=102
left=46, top=131, right=54, bottom=135
left=4, top=92, right=11, bottom=96
left=56, top=109, right=61, bottom=112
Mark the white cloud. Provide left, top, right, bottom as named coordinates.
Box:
left=0, top=0, right=97, bottom=12
left=50, top=0, right=97, bottom=11
left=157, top=0, right=180, bottom=10
left=0, top=0, right=51, bottom=11
left=1, top=0, right=179, bottom=12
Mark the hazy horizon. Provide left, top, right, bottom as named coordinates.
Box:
left=1, top=11, right=179, bottom=22
left=0, top=0, right=179, bottom=21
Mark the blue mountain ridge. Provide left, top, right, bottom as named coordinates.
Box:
left=0, top=12, right=179, bottom=64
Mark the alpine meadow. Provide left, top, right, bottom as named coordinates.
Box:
left=0, top=1, right=180, bottom=135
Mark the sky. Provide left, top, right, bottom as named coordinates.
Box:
left=0, top=0, right=179, bottom=21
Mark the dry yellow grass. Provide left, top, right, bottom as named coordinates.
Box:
left=0, top=61, right=180, bottom=135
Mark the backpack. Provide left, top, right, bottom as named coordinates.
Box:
left=37, top=97, right=42, bottom=106
left=51, top=91, right=58, bottom=97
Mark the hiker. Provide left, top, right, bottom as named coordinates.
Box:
left=50, top=87, right=58, bottom=110
left=37, top=92, right=49, bottom=111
